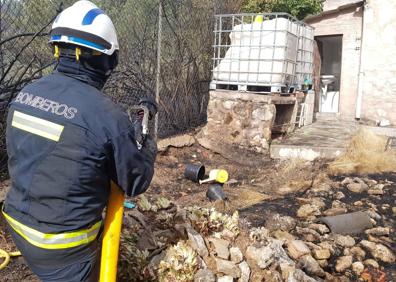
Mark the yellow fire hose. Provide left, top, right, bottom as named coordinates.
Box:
left=0, top=249, right=21, bottom=270
left=99, top=182, right=125, bottom=282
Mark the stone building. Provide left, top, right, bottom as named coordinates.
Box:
left=305, top=0, right=396, bottom=126
left=199, top=1, right=395, bottom=156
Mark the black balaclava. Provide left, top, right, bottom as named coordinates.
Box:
left=55, top=44, right=118, bottom=90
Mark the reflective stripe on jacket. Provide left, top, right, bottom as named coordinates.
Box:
left=3, top=210, right=101, bottom=249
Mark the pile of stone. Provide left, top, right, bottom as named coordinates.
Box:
left=120, top=175, right=395, bottom=281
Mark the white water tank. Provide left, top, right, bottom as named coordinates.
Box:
left=212, top=16, right=299, bottom=86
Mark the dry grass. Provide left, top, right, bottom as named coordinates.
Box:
left=328, top=128, right=396, bottom=175
left=256, top=158, right=317, bottom=196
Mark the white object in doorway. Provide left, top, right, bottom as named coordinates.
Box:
left=320, top=91, right=339, bottom=113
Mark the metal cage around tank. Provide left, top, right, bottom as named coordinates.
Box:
left=296, top=22, right=315, bottom=90
left=210, top=13, right=314, bottom=94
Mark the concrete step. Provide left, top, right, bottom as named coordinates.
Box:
left=270, top=122, right=396, bottom=161
left=270, top=143, right=345, bottom=161
left=270, top=120, right=358, bottom=161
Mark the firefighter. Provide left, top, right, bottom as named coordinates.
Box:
left=3, top=1, right=156, bottom=281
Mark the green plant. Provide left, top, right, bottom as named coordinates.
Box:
left=243, top=0, right=323, bottom=20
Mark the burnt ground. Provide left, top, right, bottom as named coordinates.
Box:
left=0, top=144, right=395, bottom=281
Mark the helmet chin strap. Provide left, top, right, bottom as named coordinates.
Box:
left=54, top=44, right=117, bottom=75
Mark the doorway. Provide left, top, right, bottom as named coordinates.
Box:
left=315, top=35, right=343, bottom=113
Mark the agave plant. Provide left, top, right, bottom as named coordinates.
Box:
left=156, top=197, right=172, bottom=210
left=186, top=206, right=240, bottom=237
left=158, top=241, right=199, bottom=282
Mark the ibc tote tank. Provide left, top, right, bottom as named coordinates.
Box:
left=212, top=15, right=299, bottom=87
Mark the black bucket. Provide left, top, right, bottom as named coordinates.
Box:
left=206, top=184, right=227, bottom=201
left=184, top=164, right=205, bottom=183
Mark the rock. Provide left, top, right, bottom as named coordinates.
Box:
left=341, top=177, right=353, bottom=185
left=346, top=178, right=368, bottom=193
left=222, top=100, right=236, bottom=110
left=333, top=234, right=356, bottom=248
left=317, top=259, right=328, bottom=268
left=194, top=269, right=216, bottom=282
left=287, top=240, right=311, bottom=260
left=335, top=255, right=353, bottom=272
left=363, top=259, right=379, bottom=268
left=246, top=240, right=293, bottom=269
left=323, top=207, right=348, bottom=216
left=246, top=245, right=274, bottom=269
left=308, top=223, right=330, bottom=235
left=273, top=230, right=295, bottom=242
left=208, top=237, right=230, bottom=260
left=367, top=210, right=381, bottom=220
left=297, top=204, right=321, bottom=218
left=313, top=249, right=331, bottom=260
left=392, top=207, right=396, bottom=215
left=280, top=263, right=317, bottom=282
left=304, top=242, right=321, bottom=251
left=365, top=227, right=391, bottom=236
left=261, top=270, right=283, bottom=282
left=265, top=214, right=297, bottom=232
left=311, top=197, right=326, bottom=209
left=381, top=204, right=390, bottom=210
left=217, top=276, right=234, bottom=282
left=364, top=178, right=378, bottom=186
left=252, top=107, right=273, bottom=121
left=296, top=197, right=326, bottom=209
left=367, top=234, right=384, bottom=243
left=230, top=247, right=243, bottom=263
left=343, top=248, right=351, bottom=256
left=249, top=227, right=270, bottom=242
left=368, top=188, right=384, bottom=195
left=158, top=134, right=195, bottom=151
left=351, top=261, right=364, bottom=275
left=222, top=229, right=238, bottom=240
left=298, top=255, right=326, bottom=277
left=238, top=261, right=250, bottom=282
left=215, top=258, right=241, bottom=278
left=312, top=182, right=332, bottom=193
left=318, top=241, right=335, bottom=255
left=147, top=251, right=166, bottom=277
left=350, top=246, right=366, bottom=261
left=331, top=200, right=347, bottom=209
left=354, top=201, right=364, bottom=206
left=187, top=228, right=208, bottom=257
left=335, top=191, right=345, bottom=200
left=0, top=182, right=10, bottom=203
left=174, top=208, right=187, bottom=224
left=360, top=240, right=396, bottom=263
left=347, top=183, right=368, bottom=193
left=295, top=227, right=321, bottom=242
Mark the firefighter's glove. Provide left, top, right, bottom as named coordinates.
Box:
left=138, top=97, right=158, bottom=120
left=141, top=134, right=157, bottom=163
left=133, top=119, right=144, bottom=147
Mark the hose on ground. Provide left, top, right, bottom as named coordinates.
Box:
left=0, top=249, right=21, bottom=270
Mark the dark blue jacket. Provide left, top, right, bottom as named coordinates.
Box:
left=4, top=58, right=155, bottom=235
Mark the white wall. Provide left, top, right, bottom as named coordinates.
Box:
left=324, top=0, right=360, bottom=11
left=359, top=0, right=396, bottom=125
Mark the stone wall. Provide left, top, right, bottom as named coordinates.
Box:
left=200, top=91, right=276, bottom=153
left=359, top=0, right=396, bottom=125
left=198, top=91, right=300, bottom=156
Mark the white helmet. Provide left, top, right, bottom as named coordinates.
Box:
left=49, top=0, right=119, bottom=56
